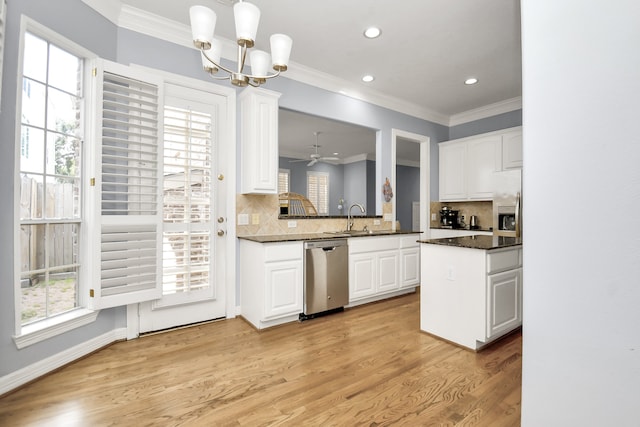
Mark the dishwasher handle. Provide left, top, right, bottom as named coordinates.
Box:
left=323, top=246, right=337, bottom=252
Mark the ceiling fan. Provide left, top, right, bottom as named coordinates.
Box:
left=290, top=132, right=340, bottom=166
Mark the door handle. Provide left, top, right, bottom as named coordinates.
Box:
left=217, top=229, right=225, bottom=236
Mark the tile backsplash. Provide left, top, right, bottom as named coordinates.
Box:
left=429, top=200, right=493, bottom=230
left=236, top=194, right=395, bottom=236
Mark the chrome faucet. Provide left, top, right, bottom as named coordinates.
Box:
left=347, top=203, right=365, bottom=231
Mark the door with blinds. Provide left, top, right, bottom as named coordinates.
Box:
left=138, top=83, right=229, bottom=333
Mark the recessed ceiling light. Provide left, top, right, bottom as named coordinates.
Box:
left=465, top=77, right=479, bottom=85
left=362, top=75, right=375, bottom=83
left=364, top=27, right=381, bottom=39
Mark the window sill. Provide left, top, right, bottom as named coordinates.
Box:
left=13, top=309, right=99, bottom=349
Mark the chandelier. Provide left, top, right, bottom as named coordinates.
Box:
left=189, top=1, right=293, bottom=87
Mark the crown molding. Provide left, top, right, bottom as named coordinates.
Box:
left=85, top=2, right=518, bottom=128
left=449, top=97, right=523, bottom=127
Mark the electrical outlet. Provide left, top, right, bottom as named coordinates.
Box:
left=238, top=214, right=249, bottom=225
left=447, top=266, right=455, bottom=281
left=251, top=213, right=260, bottom=225
left=288, top=220, right=297, bottom=228
left=431, top=213, right=436, bottom=221
left=373, top=219, right=381, bottom=226
left=383, top=213, right=393, bottom=222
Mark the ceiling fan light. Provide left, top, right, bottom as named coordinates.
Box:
left=271, top=34, right=293, bottom=71
left=234, top=1, right=260, bottom=48
left=190, top=6, right=217, bottom=50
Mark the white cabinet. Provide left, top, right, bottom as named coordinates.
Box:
left=502, top=129, right=523, bottom=170
left=240, top=240, right=303, bottom=329
left=399, top=236, right=420, bottom=288
left=239, top=87, right=281, bottom=194
left=420, top=244, right=522, bottom=350
left=439, top=126, right=522, bottom=201
left=467, top=135, right=502, bottom=199
left=487, top=268, right=522, bottom=339
left=348, top=234, right=420, bottom=306
left=439, top=142, right=467, bottom=201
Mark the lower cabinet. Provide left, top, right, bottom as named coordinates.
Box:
left=348, top=234, right=420, bottom=306
left=486, top=268, right=522, bottom=339
left=420, top=244, right=522, bottom=350
left=240, top=240, right=303, bottom=329
left=240, top=233, right=421, bottom=329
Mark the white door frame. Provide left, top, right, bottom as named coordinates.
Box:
left=125, top=66, right=236, bottom=339
left=391, top=129, right=430, bottom=240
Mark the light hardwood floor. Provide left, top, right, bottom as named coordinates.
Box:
left=0, top=291, right=521, bottom=426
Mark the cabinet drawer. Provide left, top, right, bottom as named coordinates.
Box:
left=264, top=242, right=303, bottom=262
left=487, top=248, right=521, bottom=274
left=399, top=235, right=420, bottom=249
left=349, top=236, right=399, bottom=254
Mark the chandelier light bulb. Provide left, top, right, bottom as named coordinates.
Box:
left=234, top=1, right=260, bottom=47
left=189, top=6, right=217, bottom=49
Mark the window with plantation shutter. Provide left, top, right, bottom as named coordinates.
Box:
left=90, top=61, right=163, bottom=309
left=278, top=169, right=289, bottom=194
left=307, top=171, right=329, bottom=215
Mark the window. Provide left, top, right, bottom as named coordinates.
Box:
left=278, top=168, right=290, bottom=193
left=307, top=171, right=329, bottom=215
left=18, top=32, right=83, bottom=325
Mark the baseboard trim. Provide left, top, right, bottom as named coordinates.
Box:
left=0, top=328, right=127, bottom=396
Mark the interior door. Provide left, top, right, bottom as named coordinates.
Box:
left=138, top=84, right=228, bottom=333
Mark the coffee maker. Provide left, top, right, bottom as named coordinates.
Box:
left=439, top=206, right=459, bottom=228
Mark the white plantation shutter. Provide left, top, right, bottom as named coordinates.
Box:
left=89, top=61, right=163, bottom=309
left=278, top=169, right=289, bottom=194
left=307, top=171, right=329, bottom=215
left=162, top=102, right=213, bottom=296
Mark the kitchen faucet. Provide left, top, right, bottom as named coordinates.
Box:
left=347, top=203, right=365, bottom=231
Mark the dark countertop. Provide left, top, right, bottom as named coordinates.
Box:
left=418, top=235, right=522, bottom=250
left=238, top=230, right=421, bottom=243
left=430, top=226, right=493, bottom=232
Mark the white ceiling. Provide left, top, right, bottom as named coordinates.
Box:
left=116, top=0, right=522, bottom=162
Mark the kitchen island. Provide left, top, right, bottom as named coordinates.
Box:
left=419, top=235, right=522, bottom=350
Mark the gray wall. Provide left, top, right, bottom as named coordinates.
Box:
left=448, top=110, right=522, bottom=140
left=395, top=165, right=420, bottom=230
left=343, top=161, right=368, bottom=214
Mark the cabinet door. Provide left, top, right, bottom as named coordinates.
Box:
left=486, top=268, right=522, bottom=339
left=240, top=88, right=281, bottom=194
left=467, top=135, right=502, bottom=200
left=439, top=142, right=467, bottom=201
left=502, top=129, right=523, bottom=170
left=400, top=248, right=420, bottom=288
left=377, top=251, right=399, bottom=292
left=349, top=253, right=376, bottom=301
left=264, top=260, right=303, bottom=319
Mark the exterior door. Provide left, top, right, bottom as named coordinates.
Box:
left=138, top=84, right=229, bottom=333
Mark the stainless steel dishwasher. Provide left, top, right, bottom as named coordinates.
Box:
left=301, top=239, right=349, bottom=320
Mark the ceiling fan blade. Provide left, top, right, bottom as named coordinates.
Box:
left=289, top=159, right=309, bottom=163
left=320, top=156, right=340, bottom=161
left=307, top=159, right=318, bottom=166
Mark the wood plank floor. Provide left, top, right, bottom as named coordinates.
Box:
left=0, top=291, right=521, bottom=426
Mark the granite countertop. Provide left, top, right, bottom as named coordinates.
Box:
left=418, top=235, right=522, bottom=250
left=430, top=226, right=493, bottom=232
left=238, top=229, right=421, bottom=243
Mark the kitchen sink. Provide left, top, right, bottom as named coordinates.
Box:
left=323, top=229, right=387, bottom=237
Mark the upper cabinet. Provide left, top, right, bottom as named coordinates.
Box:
left=240, top=87, right=281, bottom=194
left=501, top=129, right=523, bottom=170
left=439, top=127, right=522, bottom=202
